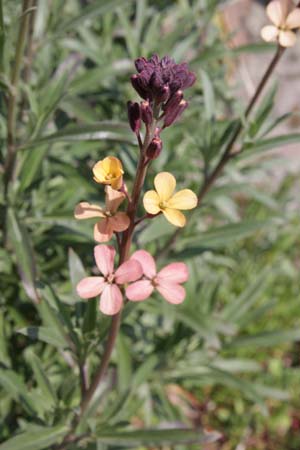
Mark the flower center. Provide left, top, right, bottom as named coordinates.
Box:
left=106, top=274, right=114, bottom=284
left=105, top=172, right=115, bottom=180
left=159, top=200, right=168, bottom=209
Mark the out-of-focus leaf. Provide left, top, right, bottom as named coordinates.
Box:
left=58, top=0, right=132, bottom=32
left=227, top=329, right=300, bottom=348
left=95, top=428, right=221, bottom=446
left=17, top=326, right=67, bottom=349
left=21, top=122, right=135, bottom=149
left=176, top=220, right=271, bottom=257
left=242, top=134, right=300, bottom=154
left=200, top=69, right=215, bottom=120
left=0, top=369, right=36, bottom=416
left=139, top=215, right=174, bottom=244
left=0, top=425, right=69, bottom=450
left=6, top=208, right=39, bottom=303
left=116, top=333, right=132, bottom=392
left=26, top=352, right=57, bottom=407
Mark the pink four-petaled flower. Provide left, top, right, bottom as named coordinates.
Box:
left=126, top=250, right=189, bottom=304
left=76, top=245, right=142, bottom=315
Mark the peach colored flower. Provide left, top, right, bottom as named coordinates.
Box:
left=76, top=245, right=143, bottom=315
left=74, top=186, right=130, bottom=243
left=261, top=0, right=300, bottom=47
left=126, top=250, right=189, bottom=304
left=143, top=172, right=197, bottom=227
left=93, top=156, right=124, bottom=190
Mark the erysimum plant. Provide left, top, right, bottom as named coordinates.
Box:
left=1, top=1, right=300, bottom=449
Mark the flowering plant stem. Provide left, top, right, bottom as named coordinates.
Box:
left=157, top=43, right=286, bottom=258
left=63, top=122, right=157, bottom=443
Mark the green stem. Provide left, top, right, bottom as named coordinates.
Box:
left=4, top=0, right=32, bottom=192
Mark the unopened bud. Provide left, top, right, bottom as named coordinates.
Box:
left=163, top=99, right=188, bottom=128
left=127, top=101, right=141, bottom=133
left=156, top=85, right=170, bottom=104
left=131, top=75, right=148, bottom=100
left=146, top=137, right=163, bottom=160
left=140, top=101, right=153, bottom=125
left=163, top=90, right=183, bottom=112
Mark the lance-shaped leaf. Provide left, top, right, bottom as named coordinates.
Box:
left=0, top=425, right=69, bottom=450
left=95, top=427, right=221, bottom=446
left=7, top=208, right=39, bottom=303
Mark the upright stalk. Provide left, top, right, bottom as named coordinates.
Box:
left=78, top=124, right=155, bottom=421
left=157, top=44, right=286, bottom=258
left=4, top=0, right=32, bottom=192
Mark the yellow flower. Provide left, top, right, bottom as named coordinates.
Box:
left=143, top=172, right=197, bottom=227
left=261, top=0, right=300, bottom=47
left=93, top=156, right=124, bottom=190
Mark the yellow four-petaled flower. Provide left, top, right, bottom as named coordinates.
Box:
left=93, top=156, right=124, bottom=190
left=143, top=172, right=197, bottom=227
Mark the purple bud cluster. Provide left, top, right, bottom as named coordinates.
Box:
left=127, top=54, right=196, bottom=159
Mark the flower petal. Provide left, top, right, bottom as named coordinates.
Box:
left=143, top=190, right=161, bottom=214
left=266, top=0, right=286, bottom=27
left=76, top=277, right=106, bottom=299
left=154, top=172, right=176, bottom=201
left=126, top=280, right=154, bottom=301
left=167, top=189, right=197, bottom=210
left=94, top=220, right=113, bottom=243
left=109, top=212, right=130, bottom=232
left=279, top=29, right=297, bottom=46
left=162, top=208, right=186, bottom=227
left=156, top=282, right=186, bottom=304
left=99, top=284, right=123, bottom=315
left=130, top=250, right=157, bottom=278
left=105, top=186, right=125, bottom=212
left=261, top=25, right=279, bottom=42
left=115, top=259, right=143, bottom=284
left=94, top=245, right=115, bottom=276
left=102, top=156, right=124, bottom=176
left=74, top=202, right=105, bottom=219
left=110, top=176, right=123, bottom=190
left=157, top=262, right=189, bottom=284
left=286, top=8, right=300, bottom=29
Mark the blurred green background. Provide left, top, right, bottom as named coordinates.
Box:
left=1, top=0, right=300, bottom=449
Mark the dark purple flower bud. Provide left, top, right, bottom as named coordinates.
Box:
left=146, top=137, right=163, bottom=160
left=131, top=54, right=196, bottom=106
left=163, top=99, right=188, bottom=128
left=163, top=90, right=183, bottom=112
left=127, top=101, right=141, bottom=133
left=140, top=101, right=153, bottom=125
left=131, top=75, right=148, bottom=100
left=156, top=85, right=170, bottom=104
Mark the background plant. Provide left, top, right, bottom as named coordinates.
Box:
left=1, top=1, right=300, bottom=449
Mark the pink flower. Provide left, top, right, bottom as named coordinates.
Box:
left=76, top=245, right=143, bottom=315
left=125, top=250, right=189, bottom=304
left=74, top=186, right=130, bottom=243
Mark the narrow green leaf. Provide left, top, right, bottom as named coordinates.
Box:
left=200, top=69, right=215, bottom=120
left=17, top=326, right=67, bottom=349
left=0, top=368, right=36, bottom=416
left=21, top=122, right=135, bottom=150
left=95, top=428, right=220, bottom=446
left=116, top=333, right=132, bottom=392
left=227, top=329, right=300, bottom=348
left=243, top=134, right=300, bottom=155
left=6, top=208, right=39, bottom=303
left=27, top=352, right=57, bottom=406
left=0, top=425, right=69, bottom=450
left=58, top=0, right=132, bottom=32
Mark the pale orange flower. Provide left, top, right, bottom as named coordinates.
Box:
left=74, top=186, right=129, bottom=242
left=261, top=0, right=300, bottom=47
